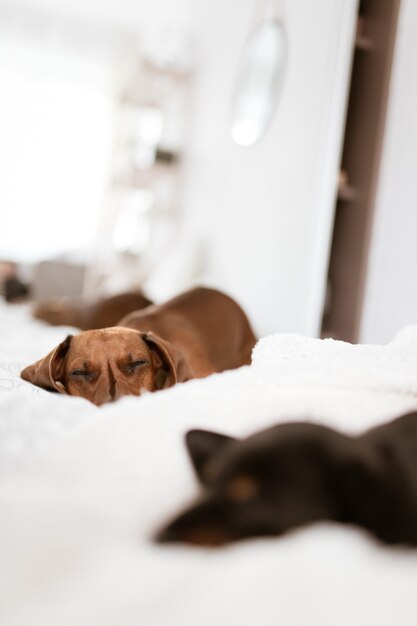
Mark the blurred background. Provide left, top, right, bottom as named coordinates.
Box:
left=0, top=0, right=415, bottom=344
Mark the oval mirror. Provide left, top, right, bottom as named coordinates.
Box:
left=231, top=18, right=286, bottom=147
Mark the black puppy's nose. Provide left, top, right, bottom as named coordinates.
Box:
left=154, top=495, right=234, bottom=546
left=154, top=524, right=179, bottom=543
left=154, top=520, right=230, bottom=546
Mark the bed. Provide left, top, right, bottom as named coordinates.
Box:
left=1, top=299, right=417, bottom=626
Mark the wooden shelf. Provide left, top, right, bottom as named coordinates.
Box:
left=355, top=34, right=374, bottom=51
left=337, top=170, right=357, bottom=202
left=321, top=0, right=401, bottom=343
left=355, top=16, right=374, bottom=51
left=113, top=161, right=180, bottom=188
left=337, top=182, right=357, bottom=203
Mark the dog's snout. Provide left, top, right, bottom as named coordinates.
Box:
left=107, top=363, right=116, bottom=401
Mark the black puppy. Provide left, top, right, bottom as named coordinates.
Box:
left=156, top=412, right=417, bottom=547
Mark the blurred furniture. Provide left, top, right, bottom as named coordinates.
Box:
left=32, top=261, right=86, bottom=301
left=86, top=31, right=193, bottom=295
left=0, top=262, right=30, bottom=302
left=321, top=0, right=401, bottom=341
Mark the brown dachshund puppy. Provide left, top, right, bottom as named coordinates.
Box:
left=156, top=412, right=417, bottom=547
left=32, top=291, right=152, bottom=330
left=21, top=287, right=256, bottom=406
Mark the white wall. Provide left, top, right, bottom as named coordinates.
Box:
left=180, top=0, right=358, bottom=336
left=360, top=0, right=417, bottom=344
left=0, top=33, right=113, bottom=263
left=5, top=0, right=358, bottom=337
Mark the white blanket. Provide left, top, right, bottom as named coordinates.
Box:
left=1, top=301, right=417, bottom=626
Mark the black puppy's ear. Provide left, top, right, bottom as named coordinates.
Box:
left=185, top=429, right=237, bottom=483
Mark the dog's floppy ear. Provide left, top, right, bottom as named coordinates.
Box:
left=20, top=335, right=73, bottom=393
left=185, top=429, right=237, bottom=483
left=141, top=331, right=191, bottom=390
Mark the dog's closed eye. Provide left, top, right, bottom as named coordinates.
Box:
left=70, top=369, right=94, bottom=381
left=126, top=360, right=149, bottom=373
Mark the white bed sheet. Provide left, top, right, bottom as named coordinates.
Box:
left=1, top=300, right=417, bottom=626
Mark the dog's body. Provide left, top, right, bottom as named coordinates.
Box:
left=119, top=288, right=255, bottom=377
left=156, top=412, right=417, bottom=547
left=21, top=287, right=256, bottom=405
left=32, top=291, right=152, bottom=330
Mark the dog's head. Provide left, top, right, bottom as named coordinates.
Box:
left=21, top=328, right=190, bottom=405
left=156, top=423, right=378, bottom=546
